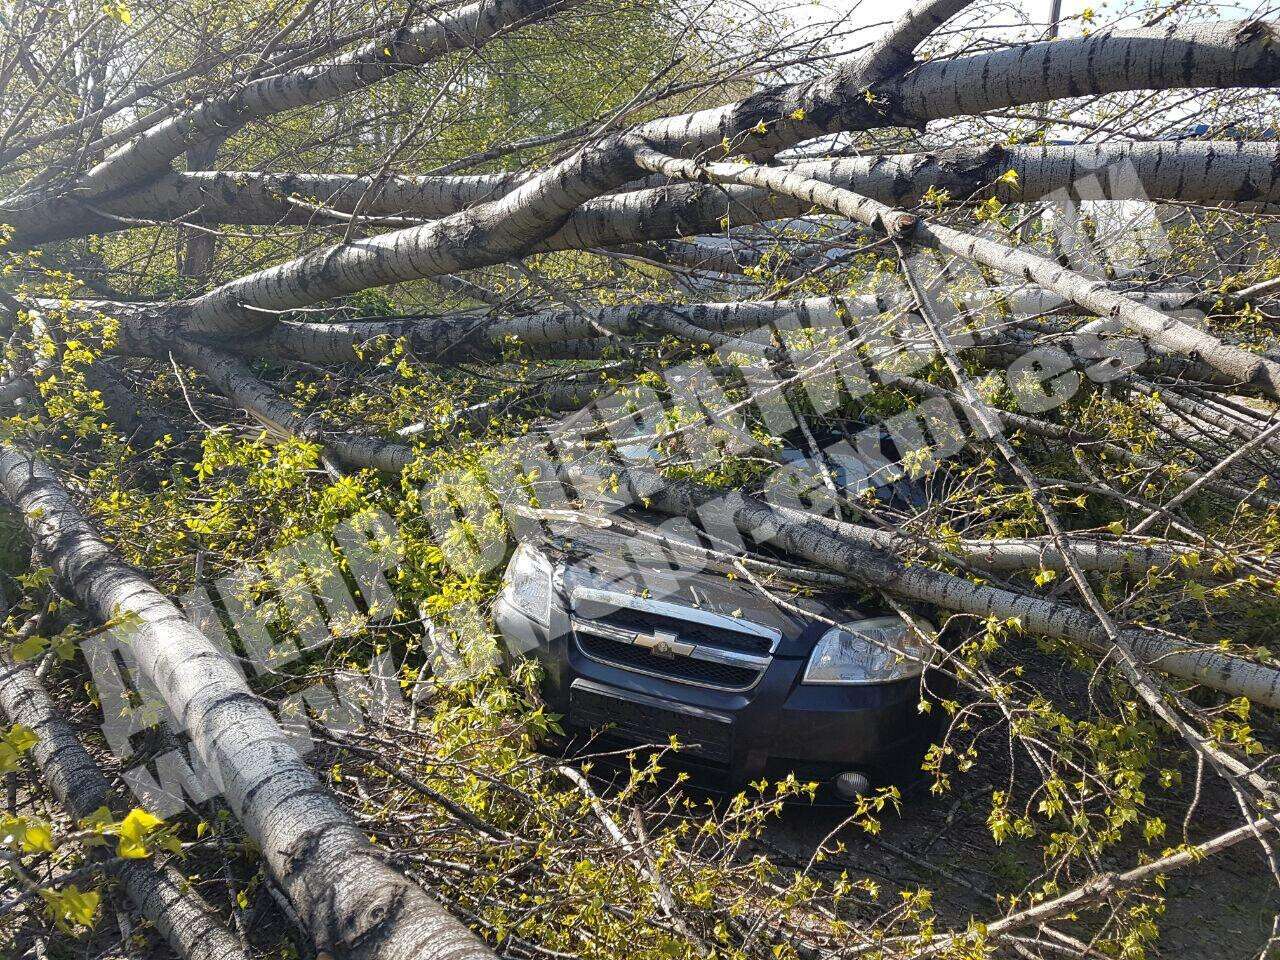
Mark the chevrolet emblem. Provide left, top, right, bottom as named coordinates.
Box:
left=635, top=629, right=691, bottom=659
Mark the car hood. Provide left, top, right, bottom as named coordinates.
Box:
left=527, top=512, right=868, bottom=656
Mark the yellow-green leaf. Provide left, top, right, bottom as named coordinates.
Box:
left=5, top=723, right=38, bottom=753
left=22, top=822, right=54, bottom=853
left=117, top=807, right=163, bottom=859
left=11, top=634, right=47, bottom=662
left=42, top=884, right=100, bottom=929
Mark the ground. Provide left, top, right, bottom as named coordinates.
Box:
left=757, top=772, right=1279, bottom=957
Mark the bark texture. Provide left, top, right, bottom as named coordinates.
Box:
left=635, top=149, right=1280, bottom=402
left=0, top=445, right=494, bottom=960
left=0, top=651, right=251, bottom=960
left=579, top=463, right=1280, bottom=708
left=0, top=0, right=578, bottom=206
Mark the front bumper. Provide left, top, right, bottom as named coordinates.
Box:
left=494, top=594, right=939, bottom=794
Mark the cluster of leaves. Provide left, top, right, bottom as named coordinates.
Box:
left=4, top=0, right=1280, bottom=956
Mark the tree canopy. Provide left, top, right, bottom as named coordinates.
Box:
left=2, top=0, right=1280, bottom=957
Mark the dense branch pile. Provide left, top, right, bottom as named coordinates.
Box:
left=2, top=0, right=1280, bottom=957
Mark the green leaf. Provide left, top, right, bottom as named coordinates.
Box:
left=21, top=821, right=55, bottom=853
left=117, top=808, right=163, bottom=859
left=52, top=629, right=78, bottom=661
left=42, top=884, right=100, bottom=929
left=77, top=806, right=115, bottom=847
left=80, top=806, right=115, bottom=830
left=5, top=723, right=38, bottom=754
left=11, top=634, right=47, bottom=662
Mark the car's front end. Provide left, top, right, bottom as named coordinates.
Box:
left=494, top=518, right=945, bottom=799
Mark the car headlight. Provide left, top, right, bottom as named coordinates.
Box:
left=505, top=544, right=552, bottom=625
left=803, top=616, right=931, bottom=685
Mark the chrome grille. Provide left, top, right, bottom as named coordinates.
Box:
left=573, top=600, right=773, bottom=655
left=578, top=634, right=762, bottom=689
left=570, top=587, right=778, bottom=692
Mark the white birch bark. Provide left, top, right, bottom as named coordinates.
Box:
left=633, top=21, right=1280, bottom=158
left=591, top=464, right=1280, bottom=708
left=175, top=138, right=645, bottom=337
left=12, top=132, right=1280, bottom=250
left=790, top=514, right=1207, bottom=576
left=0, top=651, right=251, bottom=960
left=0, top=446, right=494, bottom=960
left=12, top=0, right=580, bottom=197
left=12, top=20, right=1279, bottom=344
left=852, top=0, right=979, bottom=83
left=175, top=342, right=415, bottom=473
left=787, top=141, right=1280, bottom=209
left=635, top=150, right=1280, bottom=402
left=217, top=289, right=1185, bottom=365
left=0, top=169, right=531, bottom=247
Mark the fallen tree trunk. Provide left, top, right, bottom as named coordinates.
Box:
left=0, top=649, right=251, bottom=960
left=786, top=511, right=1211, bottom=577
left=176, top=137, right=646, bottom=337
left=635, top=149, right=1280, bottom=403
left=11, top=20, right=1280, bottom=249
left=29, top=139, right=1280, bottom=245
left=32, top=19, right=1277, bottom=344
left=0, top=0, right=580, bottom=230
left=237, top=290, right=1188, bottom=364
left=72, top=286, right=1187, bottom=365
left=640, top=20, right=1280, bottom=157
left=0, top=444, right=494, bottom=960
left=176, top=341, right=416, bottom=473
left=578, top=462, right=1280, bottom=708
left=784, top=140, right=1280, bottom=208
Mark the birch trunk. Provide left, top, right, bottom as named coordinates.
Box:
left=583, top=464, right=1280, bottom=708
left=17, top=20, right=1279, bottom=336
left=7, top=0, right=579, bottom=199
left=218, top=288, right=1187, bottom=365
left=0, top=445, right=494, bottom=960
left=0, top=652, right=251, bottom=960
left=15, top=130, right=1280, bottom=250
left=635, top=20, right=1280, bottom=158
left=176, top=138, right=644, bottom=337
left=175, top=342, right=415, bottom=473
left=635, top=150, right=1280, bottom=403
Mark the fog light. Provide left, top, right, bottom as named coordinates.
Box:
left=833, top=771, right=870, bottom=800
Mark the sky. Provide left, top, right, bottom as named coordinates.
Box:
left=748, top=0, right=1099, bottom=65
left=776, top=0, right=1265, bottom=45
left=782, top=0, right=1086, bottom=32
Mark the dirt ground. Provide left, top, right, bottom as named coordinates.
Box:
left=757, top=775, right=1279, bottom=958
left=10, top=765, right=1275, bottom=960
